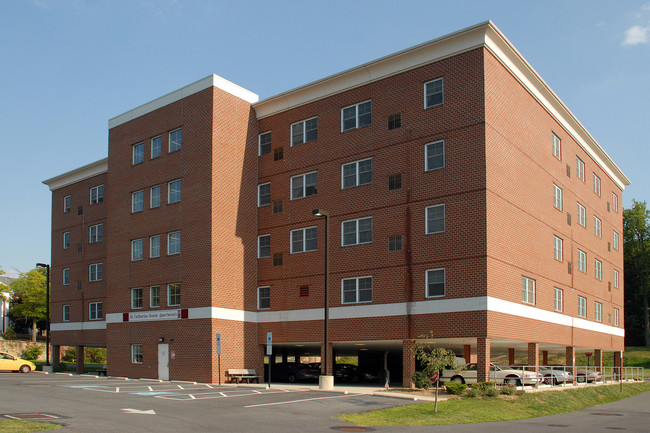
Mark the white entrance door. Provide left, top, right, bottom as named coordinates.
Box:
left=158, top=344, right=169, bottom=381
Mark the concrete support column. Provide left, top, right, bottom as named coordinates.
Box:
left=527, top=342, right=539, bottom=370
left=477, top=337, right=490, bottom=382
left=402, top=340, right=415, bottom=389
left=613, top=351, right=623, bottom=380
left=542, top=350, right=549, bottom=366
left=594, top=349, right=603, bottom=375
left=565, top=346, right=576, bottom=381
left=75, top=345, right=85, bottom=375
left=508, top=348, right=515, bottom=365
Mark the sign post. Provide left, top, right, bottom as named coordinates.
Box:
left=216, top=333, right=222, bottom=385
left=266, top=332, right=272, bottom=388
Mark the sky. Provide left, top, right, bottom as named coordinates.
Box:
left=1, top=0, right=649, bottom=277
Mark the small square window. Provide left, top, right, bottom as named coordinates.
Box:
left=388, top=113, right=401, bottom=130
left=388, top=174, right=402, bottom=190
left=342, top=101, right=372, bottom=132
left=341, top=277, right=372, bottom=304
left=342, top=217, right=372, bottom=246
left=388, top=235, right=403, bottom=252
left=291, top=227, right=318, bottom=253
left=342, top=159, right=372, bottom=189
left=291, top=172, right=317, bottom=200
left=291, top=117, right=318, bottom=146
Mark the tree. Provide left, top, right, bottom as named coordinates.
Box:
left=623, top=200, right=650, bottom=347
left=9, top=269, right=47, bottom=342
left=412, top=336, right=459, bottom=412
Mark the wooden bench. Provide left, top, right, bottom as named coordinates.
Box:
left=226, top=368, right=261, bottom=384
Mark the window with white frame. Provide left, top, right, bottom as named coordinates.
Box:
left=150, top=235, right=160, bottom=258
left=576, top=156, right=585, bottom=181
left=291, top=117, right=317, bottom=146
left=291, top=171, right=317, bottom=199
left=578, top=249, right=587, bottom=272
left=63, top=268, right=70, bottom=285
left=595, top=301, right=602, bottom=322
left=63, top=305, right=70, bottom=322
left=258, top=234, right=270, bottom=258
left=578, top=296, right=587, bottom=318
left=291, top=227, right=317, bottom=253
left=342, top=217, right=373, bottom=246
left=425, top=140, right=445, bottom=171
left=552, top=133, right=561, bottom=160
left=89, top=224, right=103, bottom=244
left=613, top=230, right=619, bottom=250
left=151, top=136, right=161, bottom=159
left=554, top=287, right=563, bottom=312
left=593, top=173, right=601, bottom=196
left=258, top=183, right=271, bottom=207
left=614, top=308, right=619, bottom=326
left=168, top=179, right=181, bottom=204
left=424, top=78, right=443, bottom=108
left=341, top=100, right=372, bottom=132
left=64, top=195, right=71, bottom=213
left=612, top=192, right=618, bottom=212
left=133, top=142, right=144, bottom=164
left=613, top=269, right=619, bottom=288
left=150, top=185, right=161, bottom=208
left=89, top=302, right=103, bottom=320
left=131, top=344, right=143, bottom=363
left=259, top=132, right=271, bottom=156
left=426, top=268, right=445, bottom=298
left=89, top=263, right=103, bottom=282
left=90, top=185, right=104, bottom=205
left=150, top=286, right=160, bottom=308
left=594, top=216, right=602, bottom=238
left=553, top=184, right=563, bottom=210
left=342, top=158, right=372, bottom=189
left=342, top=276, right=372, bottom=304
left=554, top=235, right=563, bottom=261
left=168, top=231, right=181, bottom=255
left=168, top=283, right=181, bottom=306
left=257, top=286, right=270, bottom=309
left=131, top=288, right=143, bottom=309
left=132, top=190, right=144, bottom=213
left=131, top=239, right=143, bottom=261
left=522, top=276, right=535, bottom=304
left=426, top=204, right=445, bottom=234
left=594, top=258, right=602, bottom=280
left=169, top=128, right=182, bottom=152
left=577, top=203, right=586, bottom=226
left=63, top=231, right=71, bottom=249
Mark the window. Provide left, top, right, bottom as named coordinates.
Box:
left=613, top=269, right=619, bottom=288
left=342, top=217, right=373, bottom=246
left=612, top=192, right=618, bottom=212
left=151, top=136, right=161, bottom=159
left=272, top=200, right=283, bottom=214
left=291, top=117, right=317, bottom=146
left=90, top=185, right=104, bottom=205
left=613, top=231, right=619, bottom=250
left=553, top=184, right=563, bottom=210
left=578, top=296, right=587, bottom=318
left=595, top=302, right=602, bottom=322
left=522, top=276, right=535, bottom=304
left=63, top=268, right=70, bottom=285
left=150, top=286, right=160, bottom=308
left=63, top=232, right=71, bottom=249
left=594, top=258, right=602, bottom=280
left=150, top=235, right=160, bottom=258
left=614, top=308, right=619, bottom=326
left=89, top=263, right=103, bottom=282
left=150, top=186, right=161, bottom=208
left=578, top=249, right=587, bottom=273
left=133, top=142, right=144, bottom=164
left=64, top=195, right=71, bottom=213
left=554, top=288, right=563, bottom=312
left=341, top=100, right=372, bottom=132
left=258, top=286, right=270, bottom=309
left=426, top=269, right=445, bottom=298
left=169, top=128, right=182, bottom=152
left=168, top=179, right=181, bottom=204
left=291, top=171, right=317, bottom=199
left=63, top=305, right=70, bottom=322
left=131, top=344, right=143, bottom=364
left=577, top=203, right=586, bottom=226
left=425, top=140, right=445, bottom=171
left=259, top=132, right=271, bottom=156
left=258, top=234, right=271, bottom=258
left=554, top=236, right=563, bottom=261
left=168, top=231, right=181, bottom=255
left=291, top=227, right=317, bottom=253
left=593, top=173, right=601, bottom=196
left=273, top=147, right=283, bottom=161
left=426, top=204, right=445, bottom=234
left=89, top=302, right=103, bottom=320
left=131, top=239, right=143, bottom=261
left=258, top=183, right=271, bottom=207
left=388, top=174, right=402, bottom=190
left=89, top=224, right=103, bottom=244
left=594, top=216, right=602, bottom=238
left=388, top=113, right=401, bottom=130
left=342, top=158, right=372, bottom=189
left=552, top=133, right=561, bottom=160
left=424, top=78, right=443, bottom=108
left=132, top=190, right=144, bottom=213
left=388, top=235, right=403, bottom=252
left=131, top=288, right=143, bottom=309
left=576, top=157, right=585, bottom=181
left=342, top=276, right=372, bottom=304
left=168, top=283, right=181, bottom=306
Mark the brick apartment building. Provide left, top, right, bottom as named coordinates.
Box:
left=43, top=21, right=629, bottom=385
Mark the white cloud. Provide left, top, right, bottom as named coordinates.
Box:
left=623, top=25, right=649, bottom=45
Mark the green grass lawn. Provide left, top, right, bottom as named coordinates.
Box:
left=339, top=382, right=650, bottom=426
left=0, top=420, right=61, bottom=432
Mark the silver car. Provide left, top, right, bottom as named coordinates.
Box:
left=538, top=365, right=574, bottom=385
left=442, top=363, right=543, bottom=386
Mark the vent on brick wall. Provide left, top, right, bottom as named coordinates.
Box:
left=567, top=213, right=572, bottom=226
left=388, top=113, right=402, bottom=130
left=608, top=281, right=612, bottom=291
left=273, top=147, right=283, bottom=161
left=77, top=206, right=83, bottom=215
left=273, top=200, right=283, bottom=214
left=76, top=281, right=82, bottom=290
left=77, top=243, right=83, bottom=253
left=388, top=174, right=402, bottom=190
left=566, top=164, right=571, bottom=177
left=568, top=262, right=572, bottom=274
left=608, top=242, right=611, bottom=252
left=299, top=285, right=309, bottom=297
left=273, top=253, right=283, bottom=266
left=607, top=201, right=611, bottom=212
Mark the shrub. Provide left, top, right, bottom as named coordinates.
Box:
left=484, top=387, right=500, bottom=397
left=445, top=381, right=467, bottom=395
left=500, top=384, right=517, bottom=395
left=412, top=371, right=432, bottom=390
left=466, top=387, right=482, bottom=398
left=61, top=347, right=76, bottom=362
left=3, top=326, right=16, bottom=339
left=85, top=347, right=107, bottom=363
left=474, top=381, right=496, bottom=391
left=21, top=345, right=42, bottom=361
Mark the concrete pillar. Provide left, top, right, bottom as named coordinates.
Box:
left=477, top=337, right=491, bottom=382
left=402, top=340, right=415, bottom=389
left=75, top=345, right=85, bottom=375
left=594, top=349, right=603, bottom=377
left=542, top=350, right=549, bottom=366
left=613, top=351, right=622, bottom=380
left=508, top=348, right=515, bottom=365
left=528, top=342, right=539, bottom=370
left=565, top=346, right=576, bottom=381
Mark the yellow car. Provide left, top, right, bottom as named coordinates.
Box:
left=0, top=351, right=36, bottom=373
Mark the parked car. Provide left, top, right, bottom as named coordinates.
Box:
left=0, top=352, right=36, bottom=373
left=576, top=369, right=602, bottom=383
left=334, top=364, right=379, bottom=383
left=270, top=362, right=320, bottom=383
left=442, top=363, right=543, bottom=386
left=538, top=366, right=574, bottom=385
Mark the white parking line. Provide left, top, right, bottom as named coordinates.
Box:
left=244, top=393, right=364, bottom=408
left=154, top=388, right=295, bottom=401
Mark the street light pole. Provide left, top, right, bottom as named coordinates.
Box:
left=312, top=209, right=332, bottom=390
left=36, top=263, right=50, bottom=366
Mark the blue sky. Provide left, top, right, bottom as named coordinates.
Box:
left=1, top=0, right=648, bottom=277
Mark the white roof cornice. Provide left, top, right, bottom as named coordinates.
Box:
left=42, top=158, right=108, bottom=191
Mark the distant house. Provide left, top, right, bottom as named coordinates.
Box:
left=0, top=275, right=16, bottom=334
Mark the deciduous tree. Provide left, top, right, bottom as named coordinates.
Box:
left=9, top=269, right=47, bottom=342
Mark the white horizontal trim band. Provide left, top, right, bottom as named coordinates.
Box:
left=51, top=321, right=106, bottom=331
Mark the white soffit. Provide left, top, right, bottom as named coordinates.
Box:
left=42, top=158, right=108, bottom=191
